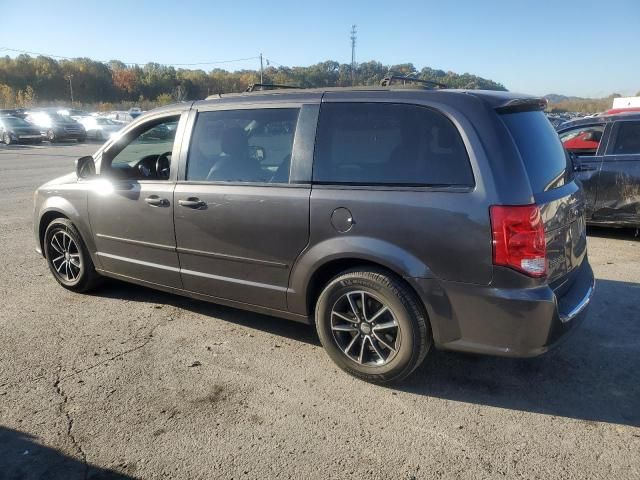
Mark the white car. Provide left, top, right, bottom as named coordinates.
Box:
left=77, top=116, right=122, bottom=141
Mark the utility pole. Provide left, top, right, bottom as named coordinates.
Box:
left=350, top=24, right=357, bottom=86
left=260, top=53, right=264, bottom=84
left=67, top=74, right=74, bottom=104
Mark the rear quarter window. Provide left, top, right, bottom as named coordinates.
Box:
left=501, top=111, right=569, bottom=192
left=313, top=102, right=474, bottom=187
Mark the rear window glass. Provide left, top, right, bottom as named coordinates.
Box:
left=501, top=111, right=569, bottom=191
left=313, top=103, right=474, bottom=186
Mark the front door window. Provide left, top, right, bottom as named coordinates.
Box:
left=104, top=116, right=180, bottom=180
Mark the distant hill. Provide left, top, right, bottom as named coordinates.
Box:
left=544, top=94, right=582, bottom=103
left=544, top=93, right=623, bottom=113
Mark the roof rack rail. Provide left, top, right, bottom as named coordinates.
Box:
left=245, top=83, right=302, bottom=92
left=380, top=75, right=448, bottom=90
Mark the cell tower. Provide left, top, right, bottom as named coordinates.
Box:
left=350, top=24, right=357, bottom=86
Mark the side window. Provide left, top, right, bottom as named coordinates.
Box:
left=106, top=116, right=179, bottom=180
left=559, top=125, right=604, bottom=156
left=609, top=121, right=640, bottom=155
left=186, top=108, right=299, bottom=183
left=313, top=103, right=473, bottom=186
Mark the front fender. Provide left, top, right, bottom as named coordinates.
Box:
left=36, top=192, right=99, bottom=268
left=287, top=236, right=435, bottom=315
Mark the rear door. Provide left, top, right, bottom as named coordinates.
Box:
left=593, top=120, right=640, bottom=224
left=500, top=111, right=587, bottom=284
left=309, top=95, right=490, bottom=287
left=558, top=122, right=607, bottom=218
left=173, top=100, right=319, bottom=311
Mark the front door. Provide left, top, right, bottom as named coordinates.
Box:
left=173, top=105, right=315, bottom=310
left=559, top=123, right=606, bottom=219
left=88, top=112, right=187, bottom=288
left=593, top=120, right=640, bottom=224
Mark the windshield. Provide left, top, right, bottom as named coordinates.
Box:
left=500, top=111, right=569, bottom=192
left=2, top=117, right=31, bottom=127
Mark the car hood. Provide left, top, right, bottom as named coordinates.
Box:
left=39, top=172, right=78, bottom=188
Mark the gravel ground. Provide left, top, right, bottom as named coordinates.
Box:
left=0, top=143, right=639, bottom=480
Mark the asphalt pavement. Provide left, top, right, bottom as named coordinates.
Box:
left=0, top=142, right=639, bottom=479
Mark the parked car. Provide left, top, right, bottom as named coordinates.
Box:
left=34, top=87, right=594, bottom=384
left=104, top=111, right=136, bottom=124
left=57, top=108, right=90, bottom=119
left=0, top=108, right=28, bottom=119
left=77, top=116, right=122, bottom=141
left=128, top=107, right=143, bottom=119
left=558, top=112, right=640, bottom=227
left=25, top=110, right=86, bottom=142
left=0, top=116, right=43, bottom=145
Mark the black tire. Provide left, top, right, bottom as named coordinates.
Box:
left=47, top=129, right=56, bottom=143
left=43, top=218, right=101, bottom=293
left=315, top=269, right=431, bottom=384
left=3, top=132, right=12, bottom=145
left=77, top=136, right=86, bottom=143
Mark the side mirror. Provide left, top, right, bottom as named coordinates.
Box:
left=76, top=155, right=96, bottom=179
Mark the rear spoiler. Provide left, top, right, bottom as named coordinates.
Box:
left=495, top=98, right=547, bottom=114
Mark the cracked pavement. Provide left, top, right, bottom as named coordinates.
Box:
left=1, top=143, right=639, bottom=479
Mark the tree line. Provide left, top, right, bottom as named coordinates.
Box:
left=546, top=93, right=640, bottom=114
left=0, top=54, right=506, bottom=109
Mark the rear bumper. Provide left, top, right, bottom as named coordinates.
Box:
left=408, top=260, right=595, bottom=357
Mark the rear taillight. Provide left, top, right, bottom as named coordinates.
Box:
left=490, top=204, right=547, bottom=277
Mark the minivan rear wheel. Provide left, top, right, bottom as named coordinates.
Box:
left=44, top=218, right=101, bottom=292
left=315, top=269, right=431, bottom=384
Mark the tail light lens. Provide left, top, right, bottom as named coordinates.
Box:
left=490, top=204, right=547, bottom=277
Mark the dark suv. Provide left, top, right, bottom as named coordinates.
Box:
left=25, top=110, right=86, bottom=142
left=558, top=112, right=640, bottom=227
left=33, top=86, right=595, bottom=383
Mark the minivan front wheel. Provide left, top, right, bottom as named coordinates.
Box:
left=44, top=218, right=101, bottom=292
left=315, top=269, right=431, bottom=384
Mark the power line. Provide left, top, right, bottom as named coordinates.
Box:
left=0, top=46, right=260, bottom=68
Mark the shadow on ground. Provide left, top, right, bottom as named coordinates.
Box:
left=587, top=225, right=638, bottom=240
left=401, top=278, right=640, bottom=427
left=96, top=279, right=320, bottom=347
left=0, top=426, right=134, bottom=479
left=93, top=275, right=640, bottom=427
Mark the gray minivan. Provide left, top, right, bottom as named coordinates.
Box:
left=34, top=85, right=595, bottom=383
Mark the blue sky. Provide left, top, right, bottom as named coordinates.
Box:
left=1, top=0, right=638, bottom=97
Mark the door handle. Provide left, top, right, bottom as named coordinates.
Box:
left=573, top=164, right=597, bottom=172
left=145, top=195, right=169, bottom=207
left=178, top=198, right=206, bottom=209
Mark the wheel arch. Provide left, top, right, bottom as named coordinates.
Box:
left=37, top=196, right=98, bottom=267
left=38, top=210, right=69, bottom=255
left=287, top=237, right=436, bottom=319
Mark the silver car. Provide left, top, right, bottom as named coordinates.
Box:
left=77, top=116, right=122, bottom=141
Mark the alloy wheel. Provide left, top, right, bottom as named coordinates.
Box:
left=330, top=290, right=400, bottom=366
left=48, top=230, right=82, bottom=283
